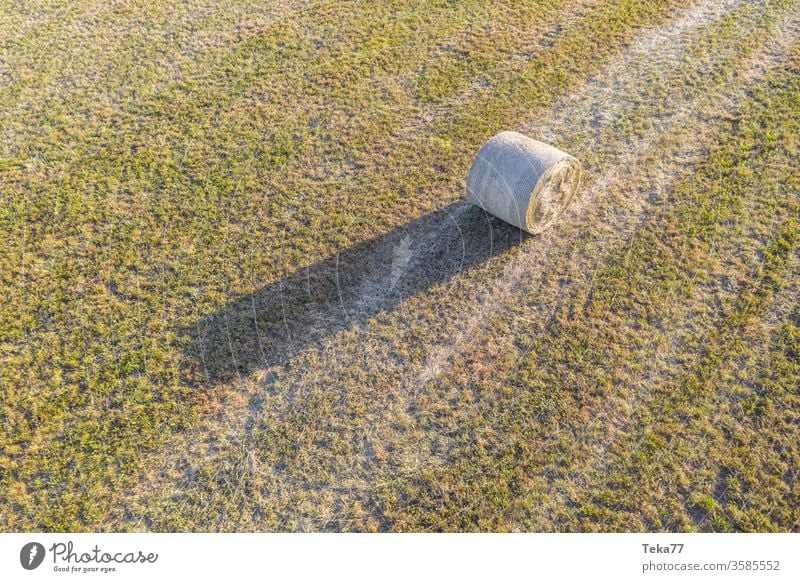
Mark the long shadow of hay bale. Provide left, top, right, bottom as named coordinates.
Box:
left=182, top=201, right=525, bottom=387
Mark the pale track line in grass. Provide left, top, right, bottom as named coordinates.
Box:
left=538, top=0, right=750, bottom=148
left=146, top=0, right=760, bottom=526
left=257, top=1, right=611, bottom=331
left=516, top=24, right=798, bottom=532
left=543, top=7, right=800, bottom=531
left=129, top=0, right=789, bottom=530
left=180, top=1, right=612, bottom=390
left=250, top=0, right=796, bottom=529
left=430, top=1, right=800, bottom=531
left=403, top=0, right=786, bottom=398
left=357, top=0, right=800, bottom=529
left=233, top=0, right=796, bottom=528
left=278, top=0, right=604, bottom=336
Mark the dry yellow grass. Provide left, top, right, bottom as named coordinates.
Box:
left=1, top=0, right=798, bottom=531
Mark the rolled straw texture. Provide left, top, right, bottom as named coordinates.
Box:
left=466, top=131, right=581, bottom=234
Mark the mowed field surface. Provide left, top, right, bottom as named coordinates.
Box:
left=1, top=0, right=799, bottom=531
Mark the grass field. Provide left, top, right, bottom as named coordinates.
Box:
left=1, top=0, right=798, bottom=531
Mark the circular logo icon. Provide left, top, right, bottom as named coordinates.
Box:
left=20, top=542, right=45, bottom=570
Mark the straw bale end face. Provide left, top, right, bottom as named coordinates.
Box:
left=466, top=131, right=581, bottom=234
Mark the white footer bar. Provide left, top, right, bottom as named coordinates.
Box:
left=1, top=533, right=797, bottom=581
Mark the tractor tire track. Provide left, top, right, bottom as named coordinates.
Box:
left=132, top=0, right=798, bottom=531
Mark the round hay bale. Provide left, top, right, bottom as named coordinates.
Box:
left=466, top=131, right=581, bottom=234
